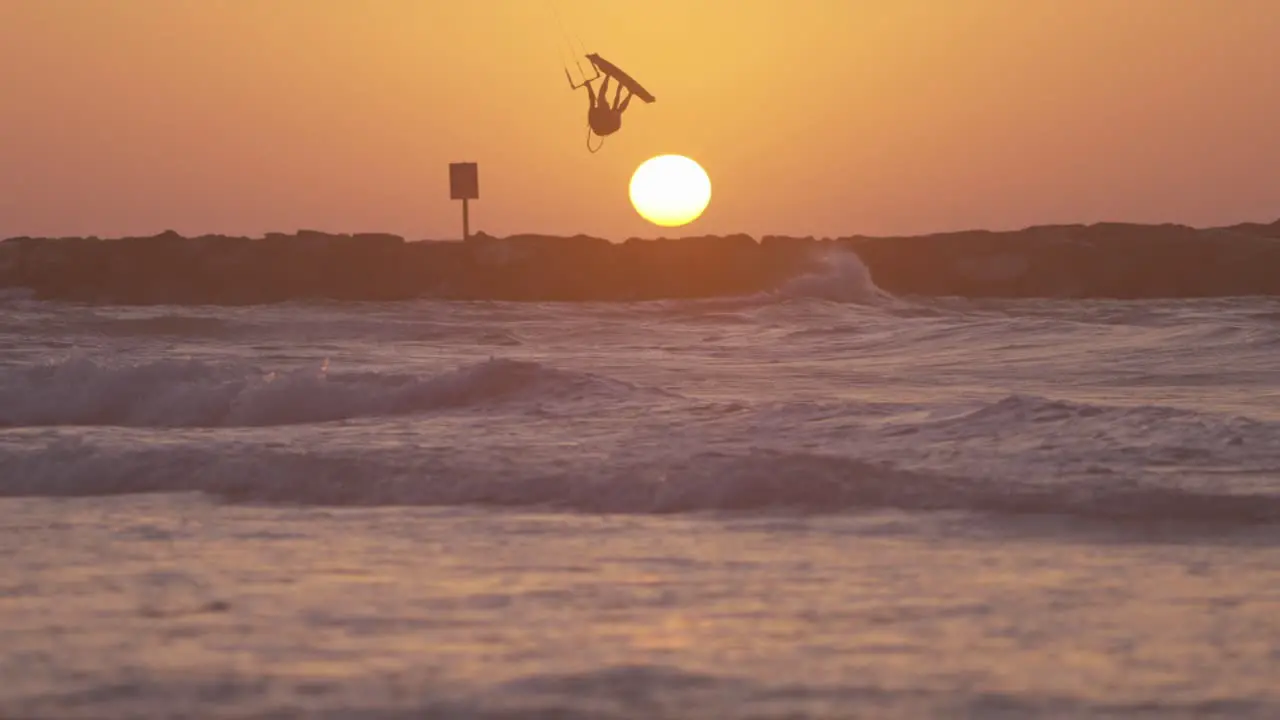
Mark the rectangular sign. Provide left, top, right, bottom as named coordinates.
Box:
left=449, top=162, right=479, bottom=200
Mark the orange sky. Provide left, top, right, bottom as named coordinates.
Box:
left=2, top=0, right=1278, bottom=240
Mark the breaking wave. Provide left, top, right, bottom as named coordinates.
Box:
left=1, top=350, right=1276, bottom=528
left=77, top=314, right=237, bottom=339
left=771, top=249, right=895, bottom=304
left=1, top=441, right=1277, bottom=529
left=0, top=356, right=650, bottom=428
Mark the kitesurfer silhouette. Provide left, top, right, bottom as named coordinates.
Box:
left=565, top=53, right=654, bottom=152
left=586, top=74, right=633, bottom=137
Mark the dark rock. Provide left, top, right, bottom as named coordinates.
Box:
left=1, top=221, right=1278, bottom=304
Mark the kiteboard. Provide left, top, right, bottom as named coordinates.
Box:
left=586, top=54, right=656, bottom=103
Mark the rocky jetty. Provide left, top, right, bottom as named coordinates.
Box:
left=2, top=220, right=1278, bottom=304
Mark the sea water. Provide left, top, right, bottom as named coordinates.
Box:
left=2, top=255, right=1278, bottom=718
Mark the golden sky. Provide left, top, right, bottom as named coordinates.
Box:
left=2, top=0, right=1278, bottom=240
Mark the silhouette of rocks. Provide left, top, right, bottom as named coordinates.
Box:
left=2, top=221, right=1278, bottom=304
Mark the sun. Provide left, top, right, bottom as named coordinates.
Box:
left=629, top=155, right=712, bottom=227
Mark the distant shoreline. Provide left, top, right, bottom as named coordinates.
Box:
left=6, top=216, right=1280, bottom=246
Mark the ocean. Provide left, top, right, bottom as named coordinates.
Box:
left=1, top=250, right=1278, bottom=719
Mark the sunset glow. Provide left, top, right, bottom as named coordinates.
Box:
left=0, top=3, right=1275, bottom=714
left=1, top=1, right=1278, bottom=239
left=629, top=155, right=711, bottom=227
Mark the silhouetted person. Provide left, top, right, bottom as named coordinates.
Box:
left=587, top=74, right=633, bottom=137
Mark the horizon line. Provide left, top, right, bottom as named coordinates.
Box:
left=4, top=214, right=1279, bottom=245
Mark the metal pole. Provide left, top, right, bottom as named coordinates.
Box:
left=462, top=198, right=470, bottom=240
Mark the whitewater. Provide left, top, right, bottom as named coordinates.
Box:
left=1, top=252, right=1278, bottom=719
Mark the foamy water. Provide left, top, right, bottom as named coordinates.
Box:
left=2, top=254, right=1279, bottom=718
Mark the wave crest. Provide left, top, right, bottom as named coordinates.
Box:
left=0, top=356, right=643, bottom=428
left=772, top=249, right=895, bottom=304
left=2, top=442, right=1277, bottom=528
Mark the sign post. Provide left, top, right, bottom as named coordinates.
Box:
left=448, top=162, right=479, bottom=240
